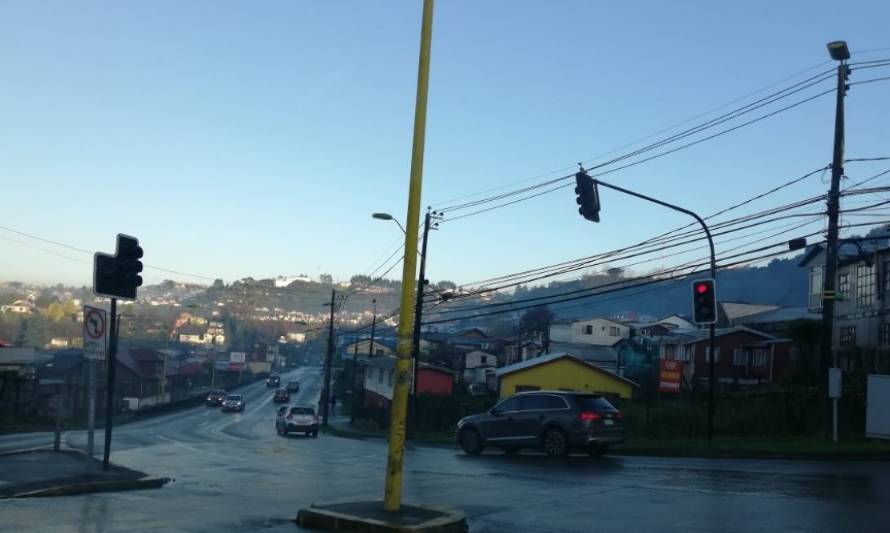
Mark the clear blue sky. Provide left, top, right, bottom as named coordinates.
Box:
left=1, top=0, right=889, bottom=287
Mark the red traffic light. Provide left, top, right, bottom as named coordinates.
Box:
left=696, top=283, right=708, bottom=295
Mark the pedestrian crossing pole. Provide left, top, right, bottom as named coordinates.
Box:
left=383, top=0, right=434, bottom=513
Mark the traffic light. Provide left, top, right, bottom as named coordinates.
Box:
left=94, top=234, right=144, bottom=300
left=692, top=279, right=717, bottom=325
left=574, top=170, right=601, bottom=222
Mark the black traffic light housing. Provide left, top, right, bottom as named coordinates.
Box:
left=692, top=279, right=717, bottom=325
left=575, top=170, right=601, bottom=222
left=94, top=234, right=144, bottom=300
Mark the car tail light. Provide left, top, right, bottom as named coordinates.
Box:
left=578, top=411, right=601, bottom=422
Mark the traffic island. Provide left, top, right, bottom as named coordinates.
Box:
left=0, top=448, right=171, bottom=498
left=295, top=501, right=467, bottom=532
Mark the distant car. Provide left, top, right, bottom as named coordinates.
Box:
left=206, top=390, right=227, bottom=407
left=456, top=391, right=624, bottom=457
left=286, top=380, right=301, bottom=393
left=221, top=394, right=246, bottom=412
left=266, top=374, right=281, bottom=388
left=276, top=405, right=318, bottom=437
left=273, top=388, right=290, bottom=403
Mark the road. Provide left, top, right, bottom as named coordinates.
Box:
left=1, top=366, right=889, bottom=532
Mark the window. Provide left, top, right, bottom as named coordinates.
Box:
left=513, top=385, right=540, bottom=394
left=375, top=349, right=384, bottom=356
left=809, top=266, right=824, bottom=309
left=545, top=395, right=569, bottom=409
left=838, top=273, right=849, bottom=300
left=753, top=349, right=769, bottom=367
left=705, top=347, right=720, bottom=363
left=663, top=344, right=676, bottom=359
left=388, top=370, right=393, bottom=386
left=585, top=325, right=593, bottom=335
left=883, top=261, right=890, bottom=296
left=882, top=323, right=890, bottom=348
left=519, top=395, right=550, bottom=411
left=378, top=368, right=383, bottom=383
left=609, top=326, right=620, bottom=336
left=575, top=395, right=616, bottom=411
left=495, top=396, right=522, bottom=412
left=732, top=349, right=747, bottom=366
left=840, top=326, right=856, bottom=347
left=857, top=264, right=876, bottom=307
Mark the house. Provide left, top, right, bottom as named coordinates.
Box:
left=358, top=356, right=455, bottom=410
left=549, top=317, right=631, bottom=346
left=503, top=339, right=543, bottom=366
left=654, top=314, right=697, bottom=331
left=658, top=327, right=792, bottom=386
left=1, top=300, right=35, bottom=314
left=547, top=340, right=622, bottom=374
left=342, top=339, right=394, bottom=358
left=800, top=242, right=890, bottom=370
left=1, top=348, right=53, bottom=416
left=115, top=348, right=164, bottom=410
left=734, top=306, right=821, bottom=336
left=49, top=338, right=70, bottom=349
left=462, top=350, right=498, bottom=387
left=495, top=352, right=637, bottom=400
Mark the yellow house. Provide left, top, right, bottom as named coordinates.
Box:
left=496, top=352, right=636, bottom=400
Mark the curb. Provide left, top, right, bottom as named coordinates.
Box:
left=296, top=501, right=467, bottom=533
left=9, top=477, right=171, bottom=498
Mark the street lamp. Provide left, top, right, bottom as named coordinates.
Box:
left=826, top=40, right=850, bottom=61
left=372, top=213, right=406, bottom=235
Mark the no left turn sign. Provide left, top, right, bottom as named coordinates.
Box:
left=83, top=305, right=107, bottom=361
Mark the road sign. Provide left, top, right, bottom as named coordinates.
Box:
left=658, top=359, right=683, bottom=394
left=83, top=305, right=107, bottom=361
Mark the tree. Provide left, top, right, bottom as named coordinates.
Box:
left=35, top=289, right=57, bottom=309
left=435, top=280, right=457, bottom=291
left=519, top=306, right=554, bottom=351
left=319, top=274, right=333, bottom=285
left=210, top=279, right=225, bottom=291
left=45, top=302, right=65, bottom=321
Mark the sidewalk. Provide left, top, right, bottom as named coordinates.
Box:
left=0, top=448, right=168, bottom=498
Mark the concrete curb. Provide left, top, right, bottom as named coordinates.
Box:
left=296, top=501, right=467, bottom=532
left=8, top=477, right=171, bottom=498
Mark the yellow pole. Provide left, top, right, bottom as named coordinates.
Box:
left=384, top=0, right=434, bottom=512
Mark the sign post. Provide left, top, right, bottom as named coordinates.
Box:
left=83, top=305, right=107, bottom=467
left=658, top=359, right=683, bottom=394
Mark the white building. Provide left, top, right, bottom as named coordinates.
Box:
left=549, top=317, right=631, bottom=346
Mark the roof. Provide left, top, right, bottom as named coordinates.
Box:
left=800, top=241, right=890, bottom=268
left=720, top=302, right=781, bottom=322
left=0, top=348, right=52, bottom=366
left=658, top=326, right=775, bottom=345
left=37, top=350, right=84, bottom=378
left=116, top=348, right=162, bottom=380
left=548, top=341, right=618, bottom=363
left=737, top=306, right=821, bottom=325
left=495, top=352, right=638, bottom=388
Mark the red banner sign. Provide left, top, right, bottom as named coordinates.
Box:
left=658, top=359, right=683, bottom=394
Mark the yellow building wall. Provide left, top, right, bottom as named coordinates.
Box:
left=499, top=358, right=633, bottom=399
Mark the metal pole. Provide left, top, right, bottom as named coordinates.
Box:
left=102, top=297, right=117, bottom=470
left=53, top=387, right=62, bottom=452
left=593, top=177, right=717, bottom=442
left=321, top=289, right=336, bottom=426
left=384, top=0, right=434, bottom=512
left=86, top=358, right=96, bottom=467
left=159, top=350, right=168, bottom=404
left=368, top=300, right=377, bottom=358
left=409, top=210, right=432, bottom=434
left=351, top=338, right=359, bottom=424
left=822, top=60, right=847, bottom=444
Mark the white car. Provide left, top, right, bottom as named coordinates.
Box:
left=221, top=394, right=245, bottom=412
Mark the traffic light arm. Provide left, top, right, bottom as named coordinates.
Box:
left=593, top=177, right=718, bottom=444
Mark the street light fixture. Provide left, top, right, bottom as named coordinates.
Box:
left=827, top=40, right=850, bottom=61
left=372, top=213, right=406, bottom=235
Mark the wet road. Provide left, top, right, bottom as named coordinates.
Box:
left=1, top=366, right=889, bottom=532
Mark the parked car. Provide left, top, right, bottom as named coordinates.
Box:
left=276, top=405, right=319, bottom=437
left=266, top=374, right=281, bottom=388
left=206, top=390, right=227, bottom=407
left=286, top=380, right=301, bottom=393
left=455, top=391, right=624, bottom=457
left=273, top=388, right=290, bottom=403
left=221, top=394, right=246, bottom=412
left=467, top=383, right=490, bottom=397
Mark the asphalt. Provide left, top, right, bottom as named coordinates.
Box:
left=1, top=365, right=889, bottom=532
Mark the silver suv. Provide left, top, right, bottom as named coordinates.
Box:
left=456, top=391, right=624, bottom=457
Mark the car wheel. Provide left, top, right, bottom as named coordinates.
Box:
left=459, top=428, right=483, bottom=455
left=543, top=428, right=570, bottom=457
left=501, top=446, right=519, bottom=455
left=588, top=443, right=609, bottom=456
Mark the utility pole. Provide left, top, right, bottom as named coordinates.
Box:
left=102, top=297, right=118, bottom=470
left=822, top=40, right=850, bottom=443
left=368, top=299, right=377, bottom=358
left=351, top=336, right=360, bottom=424
left=321, top=289, right=336, bottom=427
left=384, top=0, right=434, bottom=512
left=409, top=209, right=438, bottom=433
